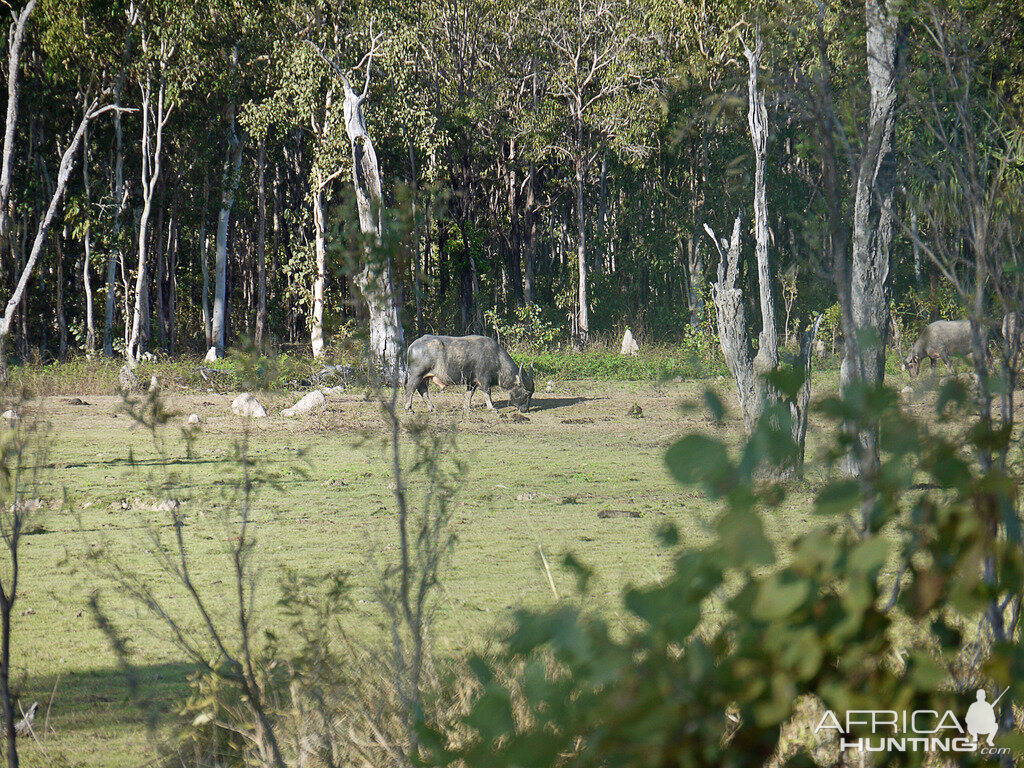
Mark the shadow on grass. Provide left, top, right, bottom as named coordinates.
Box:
left=529, top=396, right=590, bottom=412
left=23, top=662, right=193, bottom=735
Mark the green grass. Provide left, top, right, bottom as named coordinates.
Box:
left=0, top=361, right=968, bottom=767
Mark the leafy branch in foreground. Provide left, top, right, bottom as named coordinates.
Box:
left=424, top=378, right=1023, bottom=767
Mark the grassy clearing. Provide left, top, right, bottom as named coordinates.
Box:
left=0, top=363, right=998, bottom=767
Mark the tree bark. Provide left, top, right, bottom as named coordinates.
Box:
left=839, top=0, right=901, bottom=483
left=0, top=0, right=38, bottom=250
left=340, top=53, right=406, bottom=382
left=310, top=179, right=327, bottom=358
left=746, top=34, right=779, bottom=390
left=0, top=101, right=107, bottom=374
left=82, top=125, right=95, bottom=354
left=575, top=153, right=589, bottom=346
left=210, top=119, right=243, bottom=358
left=255, top=137, right=267, bottom=349
left=103, top=22, right=132, bottom=358
left=200, top=173, right=211, bottom=349
left=127, top=77, right=171, bottom=363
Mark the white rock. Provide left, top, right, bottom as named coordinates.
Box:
left=204, top=346, right=221, bottom=363
left=282, top=390, right=326, bottom=417
left=141, top=351, right=157, bottom=362
left=231, top=393, right=267, bottom=418
left=901, top=385, right=913, bottom=399
left=187, top=414, right=201, bottom=426
left=1, top=410, right=18, bottom=425
left=620, top=328, right=639, bottom=356
left=149, top=374, right=160, bottom=392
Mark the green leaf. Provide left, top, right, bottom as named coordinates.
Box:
left=814, top=480, right=861, bottom=516
left=753, top=575, right=810, bottom=620
left=665, top=434, right=731, bottom=487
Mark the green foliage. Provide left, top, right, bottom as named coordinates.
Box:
left=485, top=304, right=562, bottom=352
left=520, top=344, right=726, bottom=381
left=424, top=377, right=1024, bottom=767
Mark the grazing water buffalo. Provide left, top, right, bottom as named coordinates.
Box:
left=405, top=335, right=535, bottom=413
left=904, top=319, right=987, bottom=376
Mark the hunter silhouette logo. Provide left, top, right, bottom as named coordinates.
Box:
left=965, top=688, right=1005, bottom=748
left=814, top=688, right=1012, bottom=756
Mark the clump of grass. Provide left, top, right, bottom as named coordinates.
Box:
left=517, top=344, right=728, bottom=381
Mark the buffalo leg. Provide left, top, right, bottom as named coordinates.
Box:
left=405, top=374, right=422, bottom=412
left=419, top=380, right=434, bottom=411
left=482, top=388, right=496, bottom=410
left=464, top=386, right=475, bottom=410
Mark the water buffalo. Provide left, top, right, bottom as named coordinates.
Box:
left=405, top=335, right=535, bottom=413
left=904, top=319, right=986, bottom=376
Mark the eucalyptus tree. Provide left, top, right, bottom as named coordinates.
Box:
left=0, top=0, right=116, bottom=378
left=536, top=0, right=661, bottom=345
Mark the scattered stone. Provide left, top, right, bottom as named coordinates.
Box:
left=148, top=374, right=161, bottom=393
left=516, top=493, right=536, bottom=501
left=323, top=386, right=345, bottom=395
left=282, top=390, right=326, bottom=417
left=598, top=509, right=643, bottom=519
left=620, top=328, right=639, bottom=356
left=140, top=351, right=157, bottom=362
left=63, top=397, right=89, bottom=406
left=231, top=393, right=267, bottom=418
left=204, top=346, right=221, bottom=363
left=545, top=381, right=555, bottom=393
left=155, top=499, right=180, bottom=512
left=1, top=410, right=18, bottom=425
left=187, top=414, right=201, bottom=426
left=901, top=385, right=913, bottom=400
left=561, top=417, right=594, bottom=425
left=627, top=402, right=643, bottom=419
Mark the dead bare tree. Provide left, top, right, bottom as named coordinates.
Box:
left=708, top=29, right=819, bottom=476
left=309, top=28, right=407, bottom=380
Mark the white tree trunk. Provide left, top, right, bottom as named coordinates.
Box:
left=0, top=102, right=105, bottom=371
left=210, top=123, right=243, bottom=358
left=81, top=133, right=95, bottom=354
left=746, top=34, right=778, bottom=385
left=0, top=0, right=38, bottom=247
left=341, top=61, right=406, bottom=383
left=127, top=78, right=170, bottom=362
left=310, top=182, right=327, bottom=358
left=840, top=0, right=901, bottom=481
left=575, top=155, right=589, bottom=346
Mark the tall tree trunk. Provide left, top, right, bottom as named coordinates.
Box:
left=575, top=152, right=589, bottom=346
left=310, top=180, right=327, bottom=358
left=56, top=228, right=67, bottom=359
left=103, top=23, right=132, bottom=358
left=82, top=125, right=95, bottom=354
left=524, top=163, right=537, bottom=305
left=747, top=35, right=779, bottom=389
left=210, top=119, right=243, bottom=359
left=255, top=137, right=267, bottom=349
left=839, top=0, right=901, bottom=486
left=0, top=101, right=104, bottom=377
left=127, top=78, right=170, bottom=363
left=341, top=60, right=406, bottom=382
left=200, top=173, right=211, bottom=349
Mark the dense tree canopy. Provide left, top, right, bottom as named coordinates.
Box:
left=0, top=0, right=1020, bottom=364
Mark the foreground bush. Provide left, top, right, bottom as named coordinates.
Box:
left=424, top=378, right=1023, bottom=767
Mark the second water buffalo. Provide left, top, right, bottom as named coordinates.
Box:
left=405, top=335, right=535, bottom=413
left=904, top=319, right=987, bottom=375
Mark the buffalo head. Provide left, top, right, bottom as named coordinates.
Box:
left=510, top=363, right=535, bottom=412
